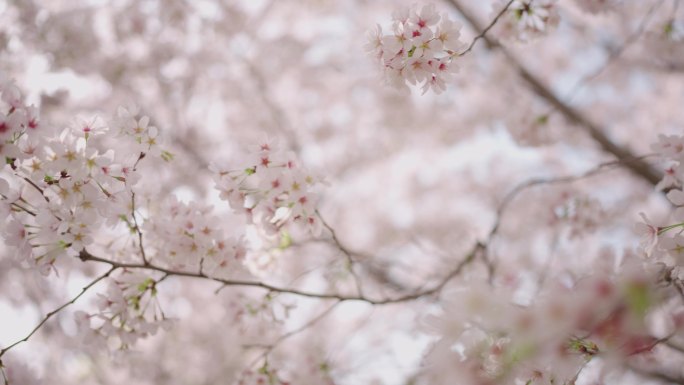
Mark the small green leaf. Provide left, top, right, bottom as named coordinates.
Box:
left=665, top=22, right=674, bottom=36
left=161, top=150, right=174, bottom=162
left=536, top=115, right=549, bottom=125
left=625, top=281, right=651, bottom=317
left=278, top=231, right=292, bottom=250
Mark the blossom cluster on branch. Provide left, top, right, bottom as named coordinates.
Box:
left=424, top=256, right=669, bottom=385
left=212, top=135, right=325, bottom=237
left=0, top=75, right=151, bottom=274
left=365, top=4, right=466, bottom=94
left=1, top=1, right=684, bottom=385
left=491, top=0, right=560, bottom=42
left=74, top=271, right=172, bottom=352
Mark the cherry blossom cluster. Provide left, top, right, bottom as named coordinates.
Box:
left=143, top=196, right=247, bottom=276
left=212, top=135, right=324, bottom=237
left=75, top=271, right=172, bottom=351
left=633, top=134, right=684, bottom=264
left=0, top=87, right=170, bottom=275
left=424, top=257, right=666, bottom=385
left=111, top=105, right=172, bottom=161
left=0, top=75, right=42, bottom=154
left=365, top=4, right=466, bottom=94
left=491, top=0, right=560, bottom=43
left=651, top=133, right=684, bottom=191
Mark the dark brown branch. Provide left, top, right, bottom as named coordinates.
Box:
left=78, top=245, right=478, bottom=305
left=444, top=0, right=662, bottom=187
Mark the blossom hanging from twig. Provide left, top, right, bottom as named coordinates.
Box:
left=366, top=4, right=466, bottom=94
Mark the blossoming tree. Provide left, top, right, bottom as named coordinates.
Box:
left=1, top=0, right=684, bottom=384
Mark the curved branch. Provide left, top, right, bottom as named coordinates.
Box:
left=0, top=266, right=116, bottom=358
left=458, top=0, right=515, bottom=57
left=78, top=246, right=478, bottom=305
left=479, top=155, right=655, bottom=279
left=317, top=210, right=365, bottom=297
left=628, top=364, right=684, bottom=385
left=444, top=0, right=663, bottom=187
left=245, top=300, right=342, bottom=368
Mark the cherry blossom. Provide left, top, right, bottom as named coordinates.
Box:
left=212, top=135, right=325, bottom=238
left=2, top=2, right=684, bottom=385
left=75, top=271, right=172, bottom=351
left=492, top=0, right=560, bottom=42
left=366, top=4, right=465, bottom=94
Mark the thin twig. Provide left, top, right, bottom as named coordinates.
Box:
left=21, top=176, right=49, bottom=203
left=488, top=155, right=653, bottom=244
left=130, top=152, right=149, bottom=266
left=628, top=363, right=684, bottom=385
left=317, top=210, right=365, bottom=297
left=245, top=300, right=341, bottom=368
left=9, top=202, right=36, bottom=216
left=0, top=364, right=8, bottom=385
left=458, top=0, right=515, bottom=57
left=130, top=191, right=149, bottom=265
left=666, top=340, right=684, bottom=354
left=561, top=0, right=665, bottom=104
left=78, top=246, right=476, bottom=305
left=444, top=0, right=662, bottom=187
left=0, top=266, right=116, bottom=358
left=481, top=155, right=655, bottom=279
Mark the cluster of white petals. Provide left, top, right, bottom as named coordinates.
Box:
left=633, top=134, right=684, bottom=263
left=75, top=271, right=172, bottom=351
left=652, top=133, right=684, bottom=191
left=492, top=0, right=560, bottom=42
left=0, top=72, right=167, bottom=275
left=212, top=135, right=325, bottom=237
left=365, top=4, right=466, bottom=94
left=424, top=258, right=663, bottom=385
left=143, top=196, right=247, bottom=276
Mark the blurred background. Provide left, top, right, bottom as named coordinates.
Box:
left=1, top=0, right=683, bottom=383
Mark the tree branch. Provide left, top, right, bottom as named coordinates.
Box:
left=458, top=0, right=514, bottom=57
left=481, top=155, right=655, bottom=279
left=445, top=0, right=663, bottom=187
left=78, top=246, right=478, bottom=305
left=245, top=300, right=341, bottom=368
left=0, top=266, right=116, bottom=358
left=318, top=210, right=365, bottom=297
left=130, top=191, right=149, bottom=265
